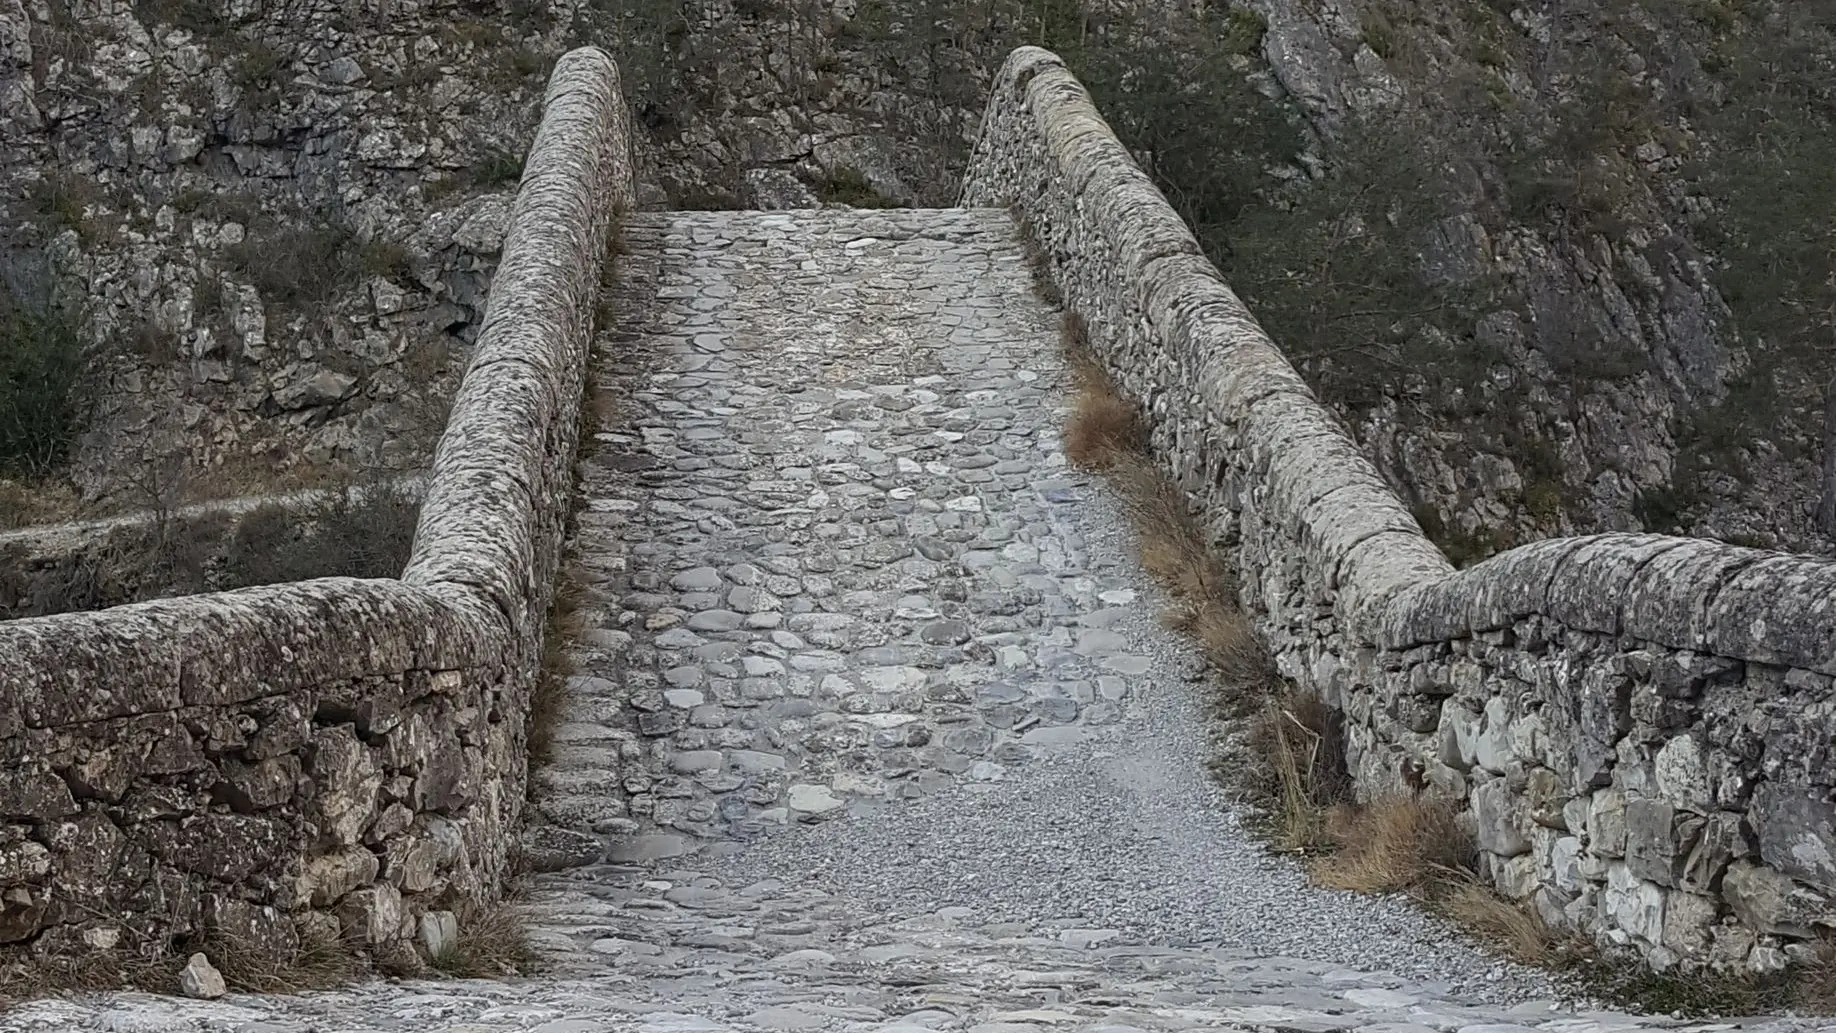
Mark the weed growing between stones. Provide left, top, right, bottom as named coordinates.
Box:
left=530, top=254, right=625, bottom=775
left=426, top=900, right=537, bottom=979
left=533, top=574, right=590, bottom=772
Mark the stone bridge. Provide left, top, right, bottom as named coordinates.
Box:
left=1, top=46, right=1833, bottom=1033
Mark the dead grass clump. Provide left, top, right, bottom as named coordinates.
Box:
left=208, top=925, right=363, bottom=993
left=1105, top=460, right=1210, bottom=584
left=1065, top=374, right=1145, bottom=471
left=1240, top=691, right=1356, bottom=852
left=1057, top=313, right=1148, bottom=472
left=1796, top=944, right=1836, bottom=1015
left=428, top=900, right=536, bottom=978
left=0, top=946, right=179, bottom=1007
left=0, top=476, right=83, bottom=529
left=1438, top=881, right=1558, bottom=966
left=1285, top=771, right=1836, bottom=1016
left=1036, top=224, right=1276, bottom=729
left=1314, top=795, right=1474, bottom=896
left=1565, top=930, right=1836, bottom=1018
left=0, top=922, right=363, bottom=1007
left=1164, top=594, right=1267, bottom=689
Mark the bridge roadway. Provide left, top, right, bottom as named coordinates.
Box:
left=3, top=209, right=1819, bottom=1033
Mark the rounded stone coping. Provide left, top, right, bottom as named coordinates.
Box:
left=967, top=45, right=1836, bottom=679
left=402, top=44, right=633, bottom=634
left=1382, top=534, right=1836, bottom=676
left=0, top=578, right=505, bottom=735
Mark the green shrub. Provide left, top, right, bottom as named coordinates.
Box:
left=0, top=287, right=85, bottom=477
left=29, top=173, right=99, bottom=242
left=1222, top=8, right=1268, bottom=55
left=223, top=223, right=416, bottom=309
left=1523, top=480, right=1564, bottom=523
left=134, top=0, right=230, bottom=34
left=1632, top=485, right=1687, bottom=534
left=470, top=147, right=525, bottom=188
left=220, top=482, right=420, bottom=588
left=818, top=167, right=902, bottom=208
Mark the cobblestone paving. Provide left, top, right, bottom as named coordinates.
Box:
left=4, top=210, right=1830, bottom=1033
left=530, top=208, right=1119, bottom=861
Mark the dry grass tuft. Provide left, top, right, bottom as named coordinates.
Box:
left=1064, top=378, right=1144, bottom=471
left=0, top=947, right=179, bottom=1007
left=0, top=476, right=83, bottom=530
left=428, top=900, right=537, bottom=978
left=1165, top=596, right=1267, bottom=687
left=1796, top=945, right=1836, bottom=1015
left=1313, top=795, right=1474, bottom=896
left=1105, top=461, right=1234, bottom=599
left=1439, top=882, right=1557, bottom=966
left=0, top=923, right=363, bottom=1007
left=1238, top=692, right=1356, bottom=852
left=1059, top=314, right=1147, bottom=471
left=211, top=925, right=363, bottom=993
left=1571, top=932, right=1836, bottom=1018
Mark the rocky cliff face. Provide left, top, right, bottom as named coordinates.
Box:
left=622, top=0, right=1836, bottom=558
left=1228, top=0, right=1834, bottom=557
left=0, top=0, right=570, bottom=518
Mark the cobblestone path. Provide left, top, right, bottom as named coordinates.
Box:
left=4, top=211, right=1827, bottom=1033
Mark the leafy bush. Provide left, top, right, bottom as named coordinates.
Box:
left=0, top=286, right=85, bottom=477
left=220, top=481, right=420, bottom=588
left=818, top=167, right=902, bottom=208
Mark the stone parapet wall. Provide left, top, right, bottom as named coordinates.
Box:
left=963, top=46, right=1836, bottom=974
left=0, top=48, right=632, bottom=966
